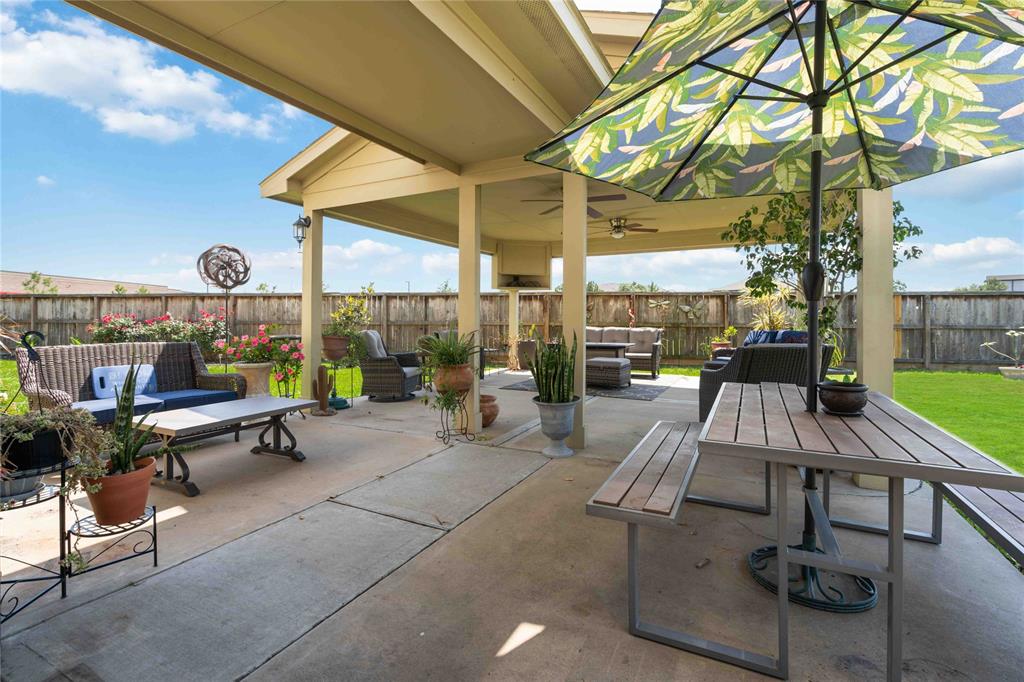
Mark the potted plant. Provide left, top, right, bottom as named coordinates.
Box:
left=271, top=339, right=306, bottom=398
left=216, top=324, right=276, bottom=395
left=1, top=408, right=106, bottom=503
left=981, top=327, right=1024, bottom=380
left=818, top=375, right=868, bottom=416
left=527, top=333, right=580, bottom=458
left=418, top=330, right=480, bottom=395
left=709, top=325, right=738, bottom=352
left=323, top=285, right=374, bottom=361
left=80, top=363, right=159, bottom=525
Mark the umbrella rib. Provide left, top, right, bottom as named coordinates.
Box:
left=530, top=2, right=806, bottom=151
left=653, top=20, right=801, bottom=200
left=826, top=15, right=878, bottom=187
left=825, top=0, right=923, bottom=95
left=737, top=95, right=804, bottom=103
left=697, top=62, right=807, bottom=100
left=847, top=0, right=1021, bottom=46
left=829, top=29, right=961, bottom=97
left=787, top=0, right=814, bottom=88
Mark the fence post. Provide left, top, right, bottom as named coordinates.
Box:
left=29, top=295, right=38, bottom=332
left=381, top=294, right=390, bottom=347
left=542, top=294, right=551, bottom=341
left=922, top=294, right=932, bottom=370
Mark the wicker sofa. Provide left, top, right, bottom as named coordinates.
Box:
left=698, top=343, right=834, bottom=422
left=358, top=330, right=423, bottom=402
left=15, top=342, right=246, bottom=424
left=586, top=326, right=663, bottom=378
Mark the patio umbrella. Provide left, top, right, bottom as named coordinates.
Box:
left=526, top=0, right=1024, bottom=411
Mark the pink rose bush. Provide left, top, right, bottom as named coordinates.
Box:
left=89, top=308, right=228, bottom=355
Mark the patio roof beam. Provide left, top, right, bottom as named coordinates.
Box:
left=69, top=0, right=461, bottom=174
left=409, top=1, right=570, bottom=132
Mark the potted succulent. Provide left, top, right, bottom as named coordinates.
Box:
left=710, top=325, right=738, bottom=352
left=1, top=408, right=106, bottom=503
left=818, top=375, right=868, bottom=416
left=323, top=285, right=374, bottom=362
left=527, top=333, right=580, bottom=458
left=216, top=324, right=276, bottom=395
left=981, top=327, right=1024, bottom=380
left=80, top=363, right=160, bottom=525
left=418, top=330, right=480, bottom=395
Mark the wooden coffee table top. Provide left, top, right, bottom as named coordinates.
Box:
left=135, top=397, right=316, bottom=438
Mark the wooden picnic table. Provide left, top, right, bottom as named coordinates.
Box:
left=698, top=382, right=1024, bottom=681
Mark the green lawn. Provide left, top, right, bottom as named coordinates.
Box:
left=3, top=360, right=1020, bottom=472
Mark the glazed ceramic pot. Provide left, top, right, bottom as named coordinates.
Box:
left=434, top=364, right=474, bottom=395
left=533, top=397, right=580, bottom=458
left=480, top=394, right=499, bottom=428
left=85, top=457, right=156, bottom=526
left=234, top=362, right=274, bottom=396
left=818, top=381, right=869, bottom=415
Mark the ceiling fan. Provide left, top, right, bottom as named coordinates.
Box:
left=590, top=216, right=659, bottom=240
left=521, top=191, right=626, bottom=219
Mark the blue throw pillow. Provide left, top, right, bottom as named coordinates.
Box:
left=778, top=330, right=808, bottom=344
left=743, top=330, right=780, bottom=346
left=91, top=364, right=158, bottom=399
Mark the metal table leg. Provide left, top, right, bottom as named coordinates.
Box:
left=887, top=477, right=904, bottom=681
left=251, top=415, right=306, bottom=461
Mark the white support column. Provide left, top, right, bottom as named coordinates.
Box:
left=856, top=188, right=894, bottom=396
left=507, top=288, right=520, bottom=370
left=458, top=182, right=483, bottom=432
left=562, top=173, right=587, bottom=449
left=300, top=206, right=324, bottom=399
left=855, top=188, right=894, bottom=491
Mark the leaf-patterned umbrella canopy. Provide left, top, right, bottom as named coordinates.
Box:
left=526, top=0, right=1024, bottom=201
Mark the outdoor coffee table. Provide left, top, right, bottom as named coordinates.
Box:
left=585, top=341, right=633, bottom=358
left=137, top=397, right=317, bottom=497
left=698, top=382, right=1024, bottom=681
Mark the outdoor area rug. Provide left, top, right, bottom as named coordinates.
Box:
left=500, top=378, right=668, bottom=401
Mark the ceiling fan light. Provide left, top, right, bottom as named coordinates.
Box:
left=611, top=229, right=625, bottom=239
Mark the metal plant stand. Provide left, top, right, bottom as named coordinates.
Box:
left=66, top=506, right=157, bottom=576
left=327, top=361, right=353, bottom=410
left=435, top=391, right=476, bottom=446
left=0, top=462, right=68, bottom=625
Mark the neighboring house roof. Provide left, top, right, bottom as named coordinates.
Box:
left=0, top=271, right=181, bottom=295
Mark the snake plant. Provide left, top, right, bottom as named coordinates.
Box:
left=527, top=333, right=578, bottom=404
left=109, top=363, right=157, bottom=475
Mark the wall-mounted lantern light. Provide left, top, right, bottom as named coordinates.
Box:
left=292, top=215, right=311, bottom=251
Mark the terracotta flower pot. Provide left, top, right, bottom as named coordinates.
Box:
left=234, top=361, right=274, bottom=396
left=322, top=335, right=350, bottom=362
left=710, top=341, right=733, bottom=352
left=85, top=457, right=156, bottom=526
left=434, top=363, right=474, bottom=395
left=480, top=394, right=499, bottom=428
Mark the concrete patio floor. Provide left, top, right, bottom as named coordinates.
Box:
left=2, top=371, right=1022, bottom=681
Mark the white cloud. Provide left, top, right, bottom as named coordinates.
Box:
left=916, top=236, right=1024, bottom=267
left=899, top=151, right=1024, bottom=200
left=422, top=252, right=459, bottom=275
left=250, top=239, right=409, bottom=274
left=551, top=248, right=746, bottom=290
left=278, top=102, right=303, bottom=120
left=35, top=174, right=55, bottom=186
left=0, top=9, right=291, bottom=143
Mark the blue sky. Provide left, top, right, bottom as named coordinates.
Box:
left=1, top=1, right=1021, bottom=294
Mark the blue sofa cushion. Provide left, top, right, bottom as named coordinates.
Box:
left=73, top=394, right=164, bottom=425
left=144, top=389, right=237, bottom=411
left=743, top=330, right=780, bottom=346
left=777, top=330, right=809, bottom=344
left=91, top=364, right=157, bottom=399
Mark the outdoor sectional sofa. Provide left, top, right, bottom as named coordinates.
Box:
left=586, top=326, right=663, bottom=378
left=15, top=341, right=246, bottom=424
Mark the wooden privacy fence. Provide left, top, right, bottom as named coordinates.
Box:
left=2, top=291, right=1021, bottom=369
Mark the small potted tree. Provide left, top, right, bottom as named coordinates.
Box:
left=323, top=285, right=374, bottom=362
left=709, top=325, right=738, bottom=352
left=527, top=333, right=580, bottom=458
left=982, top=327, right=1024, bottom=380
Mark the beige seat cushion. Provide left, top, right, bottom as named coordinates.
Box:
left=401, top=367, right=422, bottom=379
left=602, top=327, right=630, bottom=344
left=586, top=326, right=604, bottom=343
left=628, top=328, right=659, bottom=353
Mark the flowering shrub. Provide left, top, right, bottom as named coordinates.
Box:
left=88, top=309, right=228, bottom=355
left=215, top=325, right=275, bottom=364
left=272, top=339, right=305, bottom=398
left=215, top=326, right=305, bottom=397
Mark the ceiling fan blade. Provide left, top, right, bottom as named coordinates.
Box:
left=625, top=227, right=659, bottom=233
left=538, top=204, right=563, bottom=216
left=587, top=206, right=603, bottom=219
left=621, top=223, right=643, bottom=229
left=587, top=194, right=628, bottom=202
left=521, top=199, right=563, bottom=203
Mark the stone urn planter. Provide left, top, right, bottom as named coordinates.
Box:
left=480, top=394, right=499, bottom=428
left=533, top=397, right=580, bottom=458
left=998, top=366, right=1024, bottom=380
left=434, top=364, right=474, bottom=395
left=818, top=380, right=868, bottom=416
left=234, top=361, right=274, bottom=396
left=85, top=457, right=157, bottom=526
left=322, top=335, right=350, bottom=362
left=517, top=339, right=538, bottom=371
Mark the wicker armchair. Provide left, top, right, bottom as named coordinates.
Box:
left=698, top=344, right=834, bottom=422
left=358, top=330, right=422, bottom=402
left=15, top=341, right=245, bottom=414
